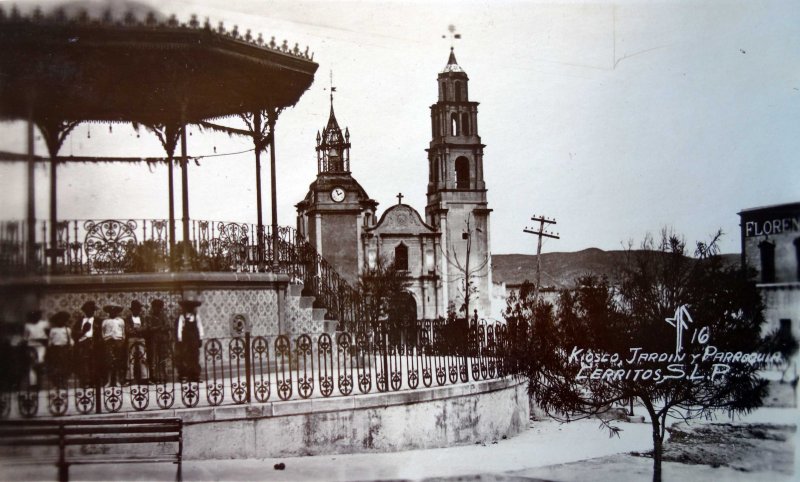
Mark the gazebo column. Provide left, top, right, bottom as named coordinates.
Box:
left=180, top=125, right=190, bottom=264
left=26, top=113, right=36, bottom=268
left=37, top=119, right=79, bottom=273
left=148, top=123, right=180, bottom=261
left=253, top=111, right=265, bottom=269
left=168, top=140, right=176, bottom=254
left=268, top=110, right=279, bottom=271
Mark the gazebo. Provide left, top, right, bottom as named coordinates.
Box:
left=0, top=2, right=318, bottom=275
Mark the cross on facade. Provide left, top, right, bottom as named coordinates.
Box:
left=397, top=193, right=404, bottom=204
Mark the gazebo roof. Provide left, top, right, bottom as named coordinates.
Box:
left=0, top=6, right=319, bottom=125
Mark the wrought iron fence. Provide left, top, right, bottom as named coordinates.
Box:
left=0, top=321, right=508, bottom=419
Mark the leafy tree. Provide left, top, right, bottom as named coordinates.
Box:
left=358, top=258, right=411, bottom=333
left=509, top=230, right=776, bottom=482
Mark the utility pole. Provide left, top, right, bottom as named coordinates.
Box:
left=523, top=214, right=560, bottom=303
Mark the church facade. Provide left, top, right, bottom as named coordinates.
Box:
left=296, top=49, right=492, bottom=320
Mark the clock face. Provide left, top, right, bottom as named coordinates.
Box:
left=331, top=187, right=346, bottom=203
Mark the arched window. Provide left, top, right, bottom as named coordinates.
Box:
left=454, top=81, right=462, bottom=101
left=455, top=157, right=470, bottom=189
left=441, top=82, right=447, bottom=100
left=431, top=113, right=437, bottom=137
left=461, top=113, right=470, bottom=136
left=432, top=157, right=439, bottom=182
left=395, top=243, right=408, bottom=271
left=450, top=113, right=459, bottom=136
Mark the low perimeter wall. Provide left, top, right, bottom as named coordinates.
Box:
left=178, top=376, right=528, bottom=459
left=0, top=378, right=528, bottom=462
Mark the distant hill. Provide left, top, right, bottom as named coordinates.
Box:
left=492, top=249, right=740, bottom=288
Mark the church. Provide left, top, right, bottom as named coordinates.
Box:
left=296, top=49, right=493, bottom=320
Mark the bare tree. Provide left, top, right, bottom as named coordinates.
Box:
left=442, top=213, right=489, bottom=319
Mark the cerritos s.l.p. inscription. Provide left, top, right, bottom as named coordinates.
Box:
left=569, top=305, right=783, bottom=384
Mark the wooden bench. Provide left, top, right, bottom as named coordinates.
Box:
left=0, top=417, right=182, bottom=481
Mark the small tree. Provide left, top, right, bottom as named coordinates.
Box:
left=510, top=230, right=777, bottom=482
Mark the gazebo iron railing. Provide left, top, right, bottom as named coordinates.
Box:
left=0, top=218, right=364, bottom=330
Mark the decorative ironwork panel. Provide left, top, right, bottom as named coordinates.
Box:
left=406, top=344, right=419, bottom=389
left=388, top=344, right=402, bottom=391
left=434, top=350, right=447, bottom=387
left=421, top=337, right=433, bottom=388
left=447, top=352, right=459, bottom=384
left=336, top=333, right=354, bottom=396
left=83, top=219, right=137, bottom=273
left=209, top=222, right=251, bottom=272
left=479, top=323, right=489, bottom=381
left=73, top=383, right=95, bottom=414
left=296, top=334, right=314, bottom=399
left=128, top=341, right=150, bottom=410
left=228, top=337, right=248, bottom=404
left=128, top=384, right=149, bottom=412
left=103, top=386, right=123, bottom=413
left=251, top=336, right=271, bottom=403
left=373, top=339, right=388, bottom=393
left=18, top=387, right=39, bottom=418
left=274, top=335, right=293, bottom=401
left=48, top=382, right=69, bottom=416
left=317, top=334, right=334, bottom=398
left=204, top=339, right=224, bottom=406
left=355, top=333, right=372, bottom=394
left=470, top=321, right=481, bottom=382
left=487, top=324, right=497, bottom=379
left=181, top=381, right=200, bottom=408
left=155, top=380, right=175, bottom=410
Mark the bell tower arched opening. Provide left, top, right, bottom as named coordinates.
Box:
left=455, top=156, right=470, bottom=189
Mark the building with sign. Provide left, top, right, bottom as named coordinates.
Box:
left=739, top=202, right=800, bottom=340
left=296, top=49, right=493, bottom=320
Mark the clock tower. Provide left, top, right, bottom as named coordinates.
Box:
left=425, top=48, right=493, bottom=317
left=296, top=99, right=377, bottom=285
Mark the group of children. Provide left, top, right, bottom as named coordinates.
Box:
left=17, top=298, right=205, bottom=388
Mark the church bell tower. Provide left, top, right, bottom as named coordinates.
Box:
left=296, top=96, right=377, bottom=285
left=425, top=48, right=492, bottom=317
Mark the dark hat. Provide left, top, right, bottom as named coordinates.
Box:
left=81, top=300, right=97, bottom=314
left=130, top=300, right=143, bottom=311
left=150, top=299, right=165, bottom=310
left=178, top=299, right=202, bottom=310
left=50, top=311, right=71, bottom=327
left=103, top=304, right=124, bottom=316
left=26, top=310, right=43, bottom=323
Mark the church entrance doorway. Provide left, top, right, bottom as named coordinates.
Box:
left=389, top=292, right=417, bottom=346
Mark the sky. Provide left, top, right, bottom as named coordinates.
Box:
left=0, top=0, right=798, bottom=256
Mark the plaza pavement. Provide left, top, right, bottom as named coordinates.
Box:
left=1, top=408, right=796, bottom=481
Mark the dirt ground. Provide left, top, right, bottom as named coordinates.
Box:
left=657, top=422, right=795, bottom=475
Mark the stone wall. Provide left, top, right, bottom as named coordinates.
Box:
left=177, top=377, right=528, bottom=459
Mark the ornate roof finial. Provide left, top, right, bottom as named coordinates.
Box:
left=441, top=25, right=464, bottom=73
left=442, top=24, right=461, bottom=49
left=329, top=69, right=337, bottom=110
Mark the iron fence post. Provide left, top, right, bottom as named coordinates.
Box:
left=245, top=331, right=251, bottom=403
